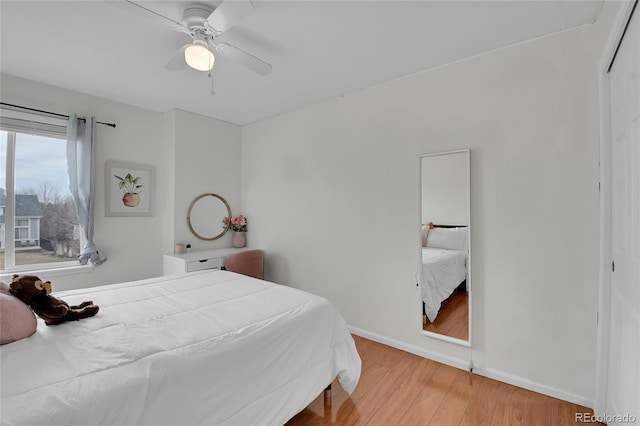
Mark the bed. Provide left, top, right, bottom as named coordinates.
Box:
left=0, top=270, right=361, bottom=426
left=421, top=226, right=469, bottom=323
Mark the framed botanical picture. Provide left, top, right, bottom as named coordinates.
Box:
left=105, top=161, right=155, bottom=217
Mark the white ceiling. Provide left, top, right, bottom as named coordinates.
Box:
left=0, top=1, right=603, bottom=126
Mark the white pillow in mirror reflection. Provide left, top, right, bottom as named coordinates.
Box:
left=426, top=228, right=468, bottom=251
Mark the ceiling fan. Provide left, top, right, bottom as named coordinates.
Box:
left=120, top=0, right=272, bottom=75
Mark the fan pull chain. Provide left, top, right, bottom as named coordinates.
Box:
left=209, top=52, right=215, bottom=96
left=209, top=69, right=215, bottom=96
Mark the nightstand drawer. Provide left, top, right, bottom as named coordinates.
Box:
left=163, top=248, right=253, bottom=276
left=186, top=257, right=221, bottom=272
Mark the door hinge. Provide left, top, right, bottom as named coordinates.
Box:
left=612, top=261, right=615, bottom=272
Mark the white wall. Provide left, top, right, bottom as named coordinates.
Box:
left=164, top=109, right=242, bottom=253
left=1, top=75, right=242, bottom=289
left=241, top=6, right=617, bottom=404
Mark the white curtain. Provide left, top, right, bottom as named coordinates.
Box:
left=67, top=114, right=107, bottom=266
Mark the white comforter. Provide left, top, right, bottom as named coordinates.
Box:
left=421, top=247, right=467, bottom=322
left=0, top=270, right=361, bottom=426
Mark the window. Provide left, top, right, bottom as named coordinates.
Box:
left=1, top=110, right=80, bottom=271
left=15, top=220, right=29, bottom=240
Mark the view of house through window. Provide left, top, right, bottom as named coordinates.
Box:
left=0, top=127, right=80, bottom=271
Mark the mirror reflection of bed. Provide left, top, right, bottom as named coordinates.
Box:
left=419, top=149, right=471, bottom=345
left=421, top=224, right=469, bottom=341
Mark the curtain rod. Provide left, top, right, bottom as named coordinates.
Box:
left=0, top=102, right=116, bottom=128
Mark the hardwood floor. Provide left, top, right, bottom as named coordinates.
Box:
left=423, top=289, right=468, bottom=341
left=286, top=335, right=601, bottom=426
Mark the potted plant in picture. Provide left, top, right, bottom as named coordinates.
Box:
left=114, top=173, right=143, bottom=207
left=223, top=215, right=247, bottom=248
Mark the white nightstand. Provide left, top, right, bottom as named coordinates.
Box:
left=163, top=248, right=251, bottom=276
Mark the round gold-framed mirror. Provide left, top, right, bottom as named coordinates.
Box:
left=187, top=193, right=232, bottom=241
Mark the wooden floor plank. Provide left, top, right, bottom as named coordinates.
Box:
left=373, top=358, right=439, bottom=425
left=487, top=381, right=527, bottom=426
left=458, top=374, right=500, bottom=426
left=427, top=369, right=473, bottom=426
left=286, top=336, right=601, bottom=426
left=395, top=363, right=460, bottom=426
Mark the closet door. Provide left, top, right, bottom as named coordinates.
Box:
left=608, top=3, right=640, bottom=423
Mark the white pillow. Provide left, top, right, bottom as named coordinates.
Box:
left=426, top=227, right=468, bottom=251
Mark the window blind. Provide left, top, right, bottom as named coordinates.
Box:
left=0, top=108, right=67, bottom=138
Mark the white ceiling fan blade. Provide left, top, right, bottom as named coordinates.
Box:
left=206, top=0, right=255, bottom=34
left=165, top=45, right=189, bottom=71
left=107, top=1, right=187, bottom=33
left=213, top=42, right=272, bottom=75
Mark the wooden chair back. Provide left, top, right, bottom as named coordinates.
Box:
left=223, top=250, right=264, bottom=280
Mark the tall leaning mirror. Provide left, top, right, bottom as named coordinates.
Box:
left=419, top=149, right=471, bottom=346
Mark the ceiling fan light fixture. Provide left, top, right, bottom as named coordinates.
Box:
left=185, top=40, right=215, bottom=71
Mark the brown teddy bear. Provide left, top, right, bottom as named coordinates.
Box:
left=9, top=274, right=99, bottom=326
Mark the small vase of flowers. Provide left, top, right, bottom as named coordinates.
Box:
left=223, top=215, right=248, bottom=247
